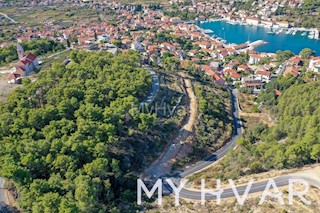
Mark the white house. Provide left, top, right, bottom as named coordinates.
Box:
left=15, top=53, right=39, bottom=75
left=131, top=41, right=143, bottom=51
left=98, top=34, right=110, bottom=42
left=255, top=70, right=272, bottom=83
left=277, top=21, right=290, bottom=28
left=249, top=54, right=262, bottom=64
left=170, top=17, right=182, bottom=24
left=261, top=20, right=274, bottom=28
left=308, top=57, right=320, bottom=72
left=246, top=17, right=260, bottom=26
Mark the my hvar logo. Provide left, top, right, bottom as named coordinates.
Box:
left=137, top=178, right=315, bottom=206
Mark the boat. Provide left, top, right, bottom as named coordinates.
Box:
left=203, top=29, right=214, bottom=33
left=301, top=32, right=307, bottom=36
left=275, top=29, right=282, bottom=35
left=308, top=35, right=314, bottom=39
left=267, top=31, right=275, bottom=34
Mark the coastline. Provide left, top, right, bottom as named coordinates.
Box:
left=199, top=18, right=319, bottom=40
left=196, top=19, right=320, bottom=55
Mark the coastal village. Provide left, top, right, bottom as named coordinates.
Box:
left=1, top=1, right=319, bottom=94
left=1, top=1, right=320, bottom=212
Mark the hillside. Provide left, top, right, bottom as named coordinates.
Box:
left=0, top=50, right=165, bottom=212
left=187, top=80, right=320, bottom=183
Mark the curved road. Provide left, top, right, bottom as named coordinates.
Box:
left=177, top=88, right=241, bottom=178
left=158, top=87, right=320, bottom=200
left=171, top=174, right=320, bottom=200
left=145, top=87, right=241, bottom=182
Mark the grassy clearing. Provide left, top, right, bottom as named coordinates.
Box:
left=38, top=49, right=72, bottom=71
left=238, top=93, right=256, bottom=113
left=0, top=7, right=97, bottom=25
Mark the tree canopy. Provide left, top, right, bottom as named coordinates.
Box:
left=217, top=81, right=320, bottom=180
left=0, top=50, right=159, bottom=212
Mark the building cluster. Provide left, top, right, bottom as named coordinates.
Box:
left=179, top=0, right=302, bottom=27
left=2, top=1, right=319, bottom=88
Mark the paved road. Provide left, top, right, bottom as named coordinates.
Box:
left=0, top=178, right=4, bottom=204
left=140, top=67, right=159, bottom=105
left=152, top=87, right=247, bottom=200
left=0, top=177, right=6, bottom=212
left=160, top=88, right=320, bottom=200
left=274, top=62, right=287, bottom=76
left=0, top=13, right=17, bottom=24
left=176, top=174, right=320, bottom=200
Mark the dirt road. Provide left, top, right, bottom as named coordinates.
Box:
left=143, top=73, right=198, bottom=179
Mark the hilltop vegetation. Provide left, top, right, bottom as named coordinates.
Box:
left=194, top=82, right=232, bottom=154
left=215, top=80, right=320, bottom=180
left=0, top=50, right=171, bottom=212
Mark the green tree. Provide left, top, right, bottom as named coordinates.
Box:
left=163, top=57, right=180, bottom=72
left=299, top=48, right=315, bottom=59
left=311, top=144, right=320, bottom=163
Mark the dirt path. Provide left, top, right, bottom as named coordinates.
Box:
left=46, top=48, right=72, bottom=59
left=0, top=12, right=18, bottom=23
left=143, top=73, right=198, bottom=180
left=239, top=111, right=274, bottom=127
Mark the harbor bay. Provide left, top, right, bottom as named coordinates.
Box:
left=198, top=20, right=320, bottom=55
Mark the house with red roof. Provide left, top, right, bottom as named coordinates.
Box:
left=284, top=66, right=300, bottom=77
left=7, top=43, right=39, bottom=84
left=288, top=56, right=303, bottom=66
left=242, top=77, right=264, bottom=90
left=255, top=70, right=272, bottom=82
left=249, top=54, right=262, bottom=64
left=202, top=65, right=225, bottom=85
left=229, top=72, right=242, bottom=82
left=238, top=64, right=251, bottom=74
left=15, top=52, right=39, bottom=75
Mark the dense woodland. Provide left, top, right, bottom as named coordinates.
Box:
left=0, top=39, right=65, bottom=65
left=216, top=80, right=320, bottom=179
left=194, top=83, right=232, bottom=153
left=0, top=51, right=172, bottom=212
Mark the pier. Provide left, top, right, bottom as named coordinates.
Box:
left=248, top=40, right=268, bottom=48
